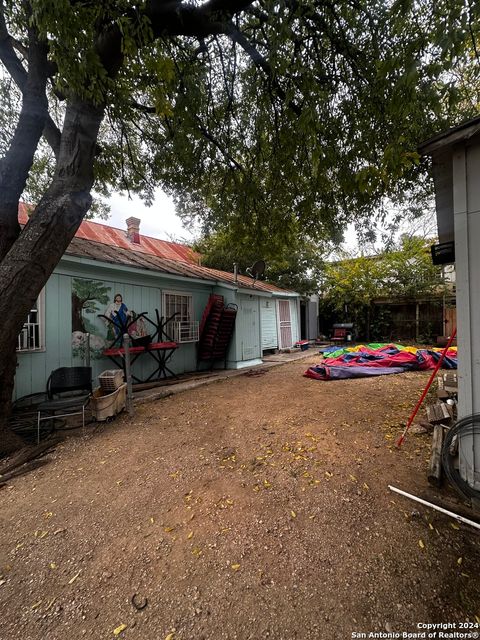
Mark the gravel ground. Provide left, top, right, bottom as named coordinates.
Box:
left=1, top=355, right=479, bottom=640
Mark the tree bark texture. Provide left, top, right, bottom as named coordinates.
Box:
left=0, top=26, right=50, bottom=262
left=0, top=98, right=105, bottom=455
left=0, top=338, right=24, bottom=455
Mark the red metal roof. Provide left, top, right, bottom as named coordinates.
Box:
left=18, top=204, right=200, bottom=264
left=18, top=203, right=296, bottom=294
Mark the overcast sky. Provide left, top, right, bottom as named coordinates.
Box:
left=106, top=189, right=196, bottom=243
left=104, top=189, right=399, bottom=253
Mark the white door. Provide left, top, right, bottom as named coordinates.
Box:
left=238, top=295, right=261, bottom=360
left=278, top=299, right=293, bottom=348
left=260, top=299, right=278, bottom=350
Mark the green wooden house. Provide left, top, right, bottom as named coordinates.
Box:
left=15, top=208, right=301, bottom=399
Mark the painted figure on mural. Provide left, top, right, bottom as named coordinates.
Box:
left=104, top=293, right=132, bottom=340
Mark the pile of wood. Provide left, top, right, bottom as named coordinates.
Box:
left=426, top=373, right=457, bottom=487
left=0, top=438, right=60, bottom=487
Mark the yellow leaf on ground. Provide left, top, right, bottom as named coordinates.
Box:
left=290, top=511, right=297, bottom=519
left=187, top=532, right=194, bottom=540
left=165, top=633, right=175, bottom=640
left=31, top=601, right=42, bottom=609
left=113, top=623, right=127, bottom=636
left=45, top=597, right=56, bottom=611
left=457, top=557, right=463, bottom=565
left=363, top=483, right=369, bottom=490
left=231, top=564, right=241, bottom=571
left=428, top=523, right=434, bottom=530
left=450, top=522, right=460, bottom=530
left=49, top=563, right=57, bottom=570
left=349, top=475, right=357, bottom=482
left=164, top=527, right=175, bottom=533
left=68, top=570, right=81, bottom=584
left=418, top=540, right=425, bottom=549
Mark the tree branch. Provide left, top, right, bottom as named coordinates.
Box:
left=0, top=7, right=61, bottom=158
left=144, top=0, right=255, bottom=38
left=0, top=7, right=52, bottom=260
left=194, top=115, right=245, bottom=173
left=224, top=22, right=302, bottom=116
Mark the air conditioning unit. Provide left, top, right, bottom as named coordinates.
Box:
left=173, top=321, right=199, bottom=343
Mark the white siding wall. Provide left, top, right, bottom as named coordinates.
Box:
left=452, top=143, right=480, bottom=490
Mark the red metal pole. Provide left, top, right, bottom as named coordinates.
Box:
left=396, top=328, right=457, bottom=448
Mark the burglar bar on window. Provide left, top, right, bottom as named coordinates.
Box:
left=17, top=307, right=40, bottom=351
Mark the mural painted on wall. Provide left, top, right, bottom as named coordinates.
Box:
left=103, top=293, right=132, bottom=342
left=72, top=279, right=152, bottom=358
left=71, top=278, right=110, bottom=359
left=102, top=294, right=151, bottom=346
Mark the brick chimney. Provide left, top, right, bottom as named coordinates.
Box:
left=126, top=216, right=141, bottom=244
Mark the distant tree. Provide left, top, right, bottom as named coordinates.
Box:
left=382, top=235, right=444, bottom=299
left=321, top=236, right=446, bottom=338
left=194, top=228, right=329, bottom=296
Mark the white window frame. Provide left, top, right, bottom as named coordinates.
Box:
left=17, top=289, right=45, bottom=353
left=162, top=290, right=198, bottom=343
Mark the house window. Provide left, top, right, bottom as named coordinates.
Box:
left=162, top=291, right=199, bottom=343
left=17, top=291, right=45, bottom=352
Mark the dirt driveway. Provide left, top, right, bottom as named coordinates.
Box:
left=1, top=355, right=480, bottom=640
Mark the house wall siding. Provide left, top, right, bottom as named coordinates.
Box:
left=453, top=143, right=480, bottom=489
left=15, top=262, right=213, bottom=399
left=15, top=258, right=301, bottom=398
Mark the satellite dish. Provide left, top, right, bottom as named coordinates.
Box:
left=246, top=259, right=266, bottom=283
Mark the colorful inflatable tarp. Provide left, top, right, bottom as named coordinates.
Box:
left=304, top=343, right=457, bottom=381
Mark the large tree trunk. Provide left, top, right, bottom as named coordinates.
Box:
left=0, top=337, right=23, bottom=454
left=0, top=25, right=50, bottom=262
left=0, top=26, right=52, bottom=454
left=0, top=98, right=105, bottom=456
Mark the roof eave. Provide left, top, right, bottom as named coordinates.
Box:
left=419, top=117, right=480, bottom=156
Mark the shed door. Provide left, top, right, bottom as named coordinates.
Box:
left=238, top=295, right=261, bottom=360
left=260, top=299, right=278, bottom=350
left=278, top=299, right=293, bottom=348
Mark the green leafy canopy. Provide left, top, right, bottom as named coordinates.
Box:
left=2, top=0, right=479, bottom=237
